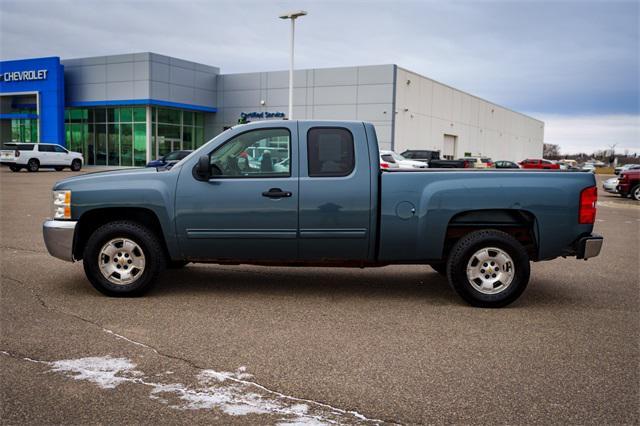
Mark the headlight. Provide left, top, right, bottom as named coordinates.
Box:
left=52, top=190, right=71, bottom=219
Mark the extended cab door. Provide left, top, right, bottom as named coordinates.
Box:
left=297, top=123, right=373, bottom=261
left=175, top=123, right=299, bottom=261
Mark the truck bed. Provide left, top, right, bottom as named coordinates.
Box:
left=377, top=169, right=596, bottom=262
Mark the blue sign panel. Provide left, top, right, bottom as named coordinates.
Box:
left=0, top=57, right=65, bottom=145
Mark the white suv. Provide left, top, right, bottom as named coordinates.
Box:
left=1, top=143, right=83, bottom=172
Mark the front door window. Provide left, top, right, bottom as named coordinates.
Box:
left=209, top=128, right=291, bottom=177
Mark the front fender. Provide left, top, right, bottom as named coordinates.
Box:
left=53, top=168, right=180, bottom=258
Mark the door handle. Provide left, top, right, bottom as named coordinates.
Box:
left=262, top=188, right=292, bottom=198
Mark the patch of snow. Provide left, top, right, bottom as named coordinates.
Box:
left=49, top=356, right=140, bottom=389
left=42, top=354, right=380, bottom=424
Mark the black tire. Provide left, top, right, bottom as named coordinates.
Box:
left=631, top=184, right=640, bottom=201
left=54, top=166, right=64, bottom=171
left=9, top=165, right=21, bottom=172
left=27, top=159, right=39, bottom=172
left=446, top=229, right=530, bottom=308
left=167, top=260, right=189, bottom=269
left=429, top=262, right=447, bottom=276
left=71, top=159, right=82, bottom=172
left=82, top=221, right=165, bottom=297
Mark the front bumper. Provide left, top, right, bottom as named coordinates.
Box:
left=576, top=234, right=603, bottom=260
left=43, top=220, right=77, bottom=262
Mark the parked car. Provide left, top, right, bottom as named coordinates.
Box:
left=494, top=161, right=520, bottom=169
left=602, top=177, right=618, bottom=193
left=380, top=150, right=427, bottom=169
left=614, top=164, right=640, bottom=175
left=617, top=169, right=640, bottom=200
left=519, top=159, right=560, bottom=170
left=581, top=163, right=597, bottom=173
left=146, top=150, right=193, bottom=168
left=401, top=150, right=469, bottom=168
left=1, top=142, right=83, bottom=172
left=43, top=120, right=603, bottom=308
left=379, top=152, right=400, bottom=169
left=558, top=159, right=579, bottom=170
left=459, top=156, right=494, bottom=168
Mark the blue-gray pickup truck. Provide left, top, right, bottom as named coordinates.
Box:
left=43, top=120, right=603, bottom=307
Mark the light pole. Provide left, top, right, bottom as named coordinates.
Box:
left=279, top=10, right=307, bottom=120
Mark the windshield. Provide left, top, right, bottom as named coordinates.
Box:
left=164, top=151, right=183, bottom=161
left=391, top=152, right=406, bottom=161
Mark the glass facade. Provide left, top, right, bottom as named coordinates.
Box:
left=65, top=107, right=146, bottom=166
left=64, top=106, right=205, bottom=166
left=10, top=111, right=38, bottom=142
left=151, top=107, right=205, bottom=159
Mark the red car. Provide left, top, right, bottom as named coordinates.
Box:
left=519, top=159, right=560, bottom=169
left=617, top=169, right=640, bottom=201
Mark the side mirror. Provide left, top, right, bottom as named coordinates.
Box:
left=194, top=155, right=211, bottom=181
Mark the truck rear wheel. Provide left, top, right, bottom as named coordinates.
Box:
left=446, top=229, right=530, bottom=308
left=82, top=221, right=165, bottom=297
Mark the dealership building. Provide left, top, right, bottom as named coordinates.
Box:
left=0, top=53, right=543, bottom=166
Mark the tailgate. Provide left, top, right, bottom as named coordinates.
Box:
left=0, top=150, right=16, bottom=161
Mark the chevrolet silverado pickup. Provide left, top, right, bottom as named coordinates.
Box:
left=43, top=120, right=603, bottom=307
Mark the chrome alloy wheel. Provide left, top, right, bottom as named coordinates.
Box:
left=634, top=186, right=640, bottom=201
left=98, top=238, right=146, bottom=285
left=466, top=247, right=515, bottom=295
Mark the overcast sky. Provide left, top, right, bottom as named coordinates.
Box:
left=1, top=0, right=638, bottom=154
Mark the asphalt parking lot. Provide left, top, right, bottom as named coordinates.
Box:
left=1, top=168, right=638, bottom=425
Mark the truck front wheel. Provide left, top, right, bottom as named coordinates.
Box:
left=83, top=221, right=165, bottom=296
left=446, top=230, right=530, bottom=308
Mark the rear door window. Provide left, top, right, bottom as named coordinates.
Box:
left=38, top=144, right=55, bottom=152
left=307, top=128, right=355, bottom=177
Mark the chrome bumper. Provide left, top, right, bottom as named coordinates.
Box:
left=43, top=220, right=77, bottom=262
left=576, top=234, right=603, bottom=260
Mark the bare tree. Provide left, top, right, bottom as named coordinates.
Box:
left=543, top=143, right=561, bottom=158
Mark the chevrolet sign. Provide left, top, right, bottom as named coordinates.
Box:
left=0, top=69, right=48, bottom=82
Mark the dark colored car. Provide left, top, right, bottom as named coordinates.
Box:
left=146, top=150, right=192, bottom=168
left=401, top=150, right=469, bottom=168
left=495, top=161, right=520, bottom=169
left=519, top=159, right=560, bottom=170
left=617, top=169, right=640, bottom=201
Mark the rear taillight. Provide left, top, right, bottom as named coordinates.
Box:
left=14, top=149, right=20, bottom=158
left=579, top=186, right=597, bottom=224
left=380, top=162, right=390, bottom=169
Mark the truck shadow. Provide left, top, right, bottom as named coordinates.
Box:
left=153, top=265, right=459, bottom=305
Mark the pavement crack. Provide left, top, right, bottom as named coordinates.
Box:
left=0, top=245, right=45, bottom=254
left=2, top=274, right=400, bottom=425
left=0, top=349, right=50, bottom=364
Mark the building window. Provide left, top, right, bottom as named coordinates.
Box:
left=151, top=108, right=205, bottom=160
left=65, top=106, right=206, bottom=166
left=65, top=107, right=146, bottom=167
left=10, top=113, right=38, bottom=142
